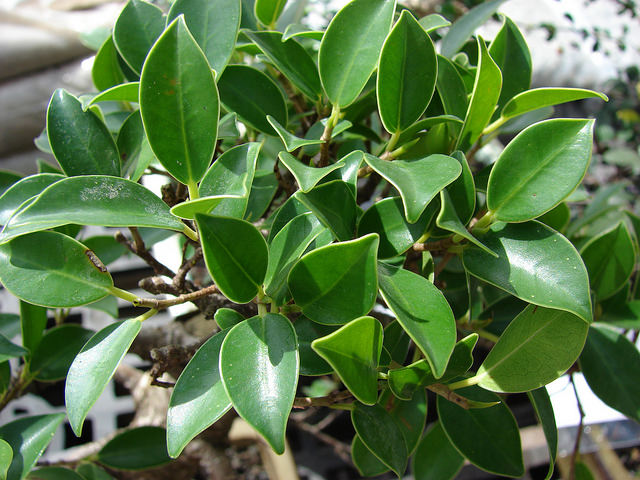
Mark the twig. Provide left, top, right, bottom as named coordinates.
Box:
left=173, top=247, right=203, bottom=290
left=569, top=373, right=586, bottom=480
left=290, top=416, right=352, bottom=464
left=434, top=252, right=455, bottom=278
left=427, top=383, right=471, bottom=409
left=115, top=229, right=176, bottom=278
left=413, top=237, right=456, bottom=252
left=293, top=390, right=354, bottom=409
left=133, top=284, right=219, bottom=310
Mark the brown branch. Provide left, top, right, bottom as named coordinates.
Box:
left=173, top=247, right=203, bottom=291
left=413, top=237, right=456, bottom=252
left=133, top=284, right=219, bottom=310
left=115, top=229, right=176, bottom=278
left=427, top=383, right=471, bottom=409
left=292, top=390, right=354, bottom=409
left=434, top=252, right=455, bottom=278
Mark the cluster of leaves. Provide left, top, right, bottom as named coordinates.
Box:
left=0, top=0, right=638, bottom=479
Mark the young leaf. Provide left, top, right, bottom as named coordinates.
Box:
left=463, top=221, right=592, bottom=322
left=19, top=301, right=47, bottom=355
left=278, top=152, right=345, bottom=193
left=351, top=402, right=408, bottom=476
left=30, top=325, right=95, bottom=381
left=218, top=65, right=287, bottom=134
left=196, top=214, right=268, bottom=304
left=167, top=0, right=241, bottom=75
left=311, top=316, right=382, bottom=404
left=438, top=386, right=524, bottom=477
left=267, top=116, right=323, bottom=152
left=47, top=89, right=120, bottom=177
left=0, top=176, right=185, bottom=244
left=363, top=153, right=461, bottom=223
left=487, top=119, right=595, bottom=222
left=378, top=263, right=456, bottom=379
left=66, top=319, right=142, bottom=435
left=0, top=414, right=65, bottom=480
left=377, top=10, right=437, bottom=134
left=112, top=0, right=165, bottom=75
left=580, top=222, right=636, bottom=300
left=86, top=82, right=139, bottom=107
left=0, top=232, right=113, bottom=308
left=140, top=16, right=219, bottom=186
left=455, top=37, right=502, bottom=152
left=352, top=435, right=389, bottom=477
left=0, top=174, right=64, bottom=225
left=244, top=31, right=322, bottom=100
left=220, top=314, right=298, bottom=454
left=419, top=14, right=451, bottom=32
left=294, top=317, right=336, bottom=376
left=254, top=0, right=287, bottom=27
left=98, top=427, right=171, bottom=470
left=527, top=387, right=557, bottom=480
left=288, top=234, right=379, bottom=325
left=412, top=422, right=464, bottom=480
left=318, top=0, right=397, bottom=108
left=170, top=196, right=241, bottom=220
left=473, top=305, right=588, bottom=392
left=579, top=324, right=640, bottom=423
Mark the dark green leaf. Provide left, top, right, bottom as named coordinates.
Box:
left=0, top=174, right=64, bottom=226
left=28, top=467, right=85, bottom=480
left=0, top=172, right=22, bottom=198
left=579, top=323, right=640, bottom=422
left=116, top=110, right=154, bottom=182
left=352, top=435, right=389, bottom=477
left=30, top=325, right=95, bottom=381
left=278, top=152, right=344, bottom=193
left=167, top=330, right=231, bottom=458
left=66, top=319, right=141, bottom=435
left=538, top=202, right=571, bottom=233
left=436, top=55, right=468, bottom=120
left=527, top=387, right=557, bottom=480
left=83, top=236, right=127, bottom=266
left=140, top=16, right=219, bottom=186
left=382, top=389, right=427, bottom=454
left=19, top=301, right=47, bottom=355
left=312, top=316, right=382, bottom=404
left=75, top=464, right=114, bottom=480
left=294, top=317, right=335, bottom=376
left=413, top=422, right=464, bottom=480
left=98, top=427, right=171, bottom=470
left=220, top=314, right=298, bottom=454
left=245, top=171, right=278, bottom=221
left=318, top=0, right=396, bottom=107
left=289, top=234, right=378, bottom=325
left=396, top=115, right=463, bottom=147
left=47, top=89, right=120, bottom=177
left=92, top=36, right=125, bottom=91
left=0, top=315, right=20, bottom=344
left=267, top=116, right=322, bottom=152
left=214, top=308, right=245, bottom=330
left=87, top=296, right=119, bottom=319
left=463, top=221, right=592, bottom=322
left=167, top=0, right=240, bottom=74
left=267, top=195, right=310, bottom=242
left=0, top=334, right=27, bottom=363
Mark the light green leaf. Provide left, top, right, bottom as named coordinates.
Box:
left=140, top=16, right=219, bottom=186
left=378, top=263, right=456, bottom=378
left=0, top=414, right=64, bottom=480
left=278, top=152, right=345, bottom=193
left=463, top=221, right=593, bottom=322
left=30, top=325, right=95, bottom=382
left=112, top=0, right=165, bottom=75
left=364, top=153, right=461, bottom=223
left=288, top=234, right=379, bottom=325
left=47, top=89, right=120, bottom=177
left=419, top=14, right=451, bottom=32
left=220, top=314, right=298, bottom=454
left=580, top=222, right=636, bottom=300
left=116, top=110, right=154, bottom=182
left=0, top=174, right=64, bottom=226
left=312, top=316, right=382, bottom=404
left=19, top=301, right=47, bottom=356
left=167, top=0, right=240, bottom=75
left=66, top=319, right=142, bottom=435
left=579, top=323, right=640, bottom=422
left=318, top=0, right=396, bottom=108
left=267, top=116, right=323, bottom=152
left=170, top=196, right=241, bottom=220
left=413, top=422, right=464, bottom=480
left=0, top=439, right=11, bottom=480
left=438, top=386, right=524, bottom=477
left=474, top=305, right=588, bottom=392
left=98, top=427, right=171, bottom=470
left=86, top=83, right=139, bottom=107
left=282, top=24, right=323, bottom=41
left=0, top=176, right=184, bottom=244
left=255, top=0, right=287, bottom=27
left=0, top=232, right=113, bottom=308
left=196, top=214, right=268, bottom=304
left=487, top=119, right=595, bottom=222
left=527, top=387, right=557, bottom=480
left=294, top=317, right=335, bottom=376
left=218, top=65, right=287, bottom=134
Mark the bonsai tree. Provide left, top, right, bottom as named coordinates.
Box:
left=0, top=0, right=638, bottom=478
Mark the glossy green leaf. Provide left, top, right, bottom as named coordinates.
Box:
left=167, top=330, right=231, bottom=457
left=378, top=10, right=437, bottom=133
left=396, top=115, right=463, bottom=147
left=382, top=389, right=427, bottom=455
left=254, top=0, right=286, bottom=26
left=527, top=387, right=557, bottom=480
left=0, top=232, right=113, bottom=308
left=487, top=119, right=595, bottom=222
left=265, top=213, right=327, bottom=304
left=463, top=221, right=592, bottom=322
left=140, top=16, right=219, bottom=185
left=352, top=435, right=389, bottom=477
left=167, top=0, right=240, bottom=74
left=294, top=317, right=335, bottom=376
left=92, top=36, right=125, bottom=91
left=98, top=427, right=171, bottom=470
left=378, top=264, right=456, bottom=378
left=447, top=151, right=475, bottom=227
left=245, top=31, right=322, bottom=100
left=364, top=153, right=461, bottom=223
left=30, top=325, right=95, bottom=381
left=214, top=308, right=245, bottom=330
left=116, top=110, right=154, bottom=182
left=87, top=83, right=139, bottom=107
left=318, top=0, right=396, bottom=107
left=579, top=323, right=640, bottom=422
left=440, top=0, right=508, bottom=58
left=473, top=305, right=588, bottom=392
left=196, top=214, right=268, bottom=304
left=278, top=152, right=344, bottom=193
left=112, top=0, right=165, bottom=75
left=0, top=414, right=64, bottom=480
left=436, top=55, right=468, bottom=120
left=19, top=301, right=47, bottom=356
left=267, top=195, right=310, bottom=242
left=312, top=316, right=382, bottom=404
left=220, top=313, right=298, bottom=454
left=0, top=334, right=27, bottom=363
left=498, top=88, right=608, bottom=122
left=47, top=89, right=120, bottom=177
left=419, top=14, right=451, bottom=32
left=199, top=142, right=261, bottom=218
left=389, top=334, right=477, bottom=400
left=0, top=174, right=64, bottom=226
left=289, top=234, right=378, bottom=324
left=0, top=439, right=10, bottom=480
left=282, top=24, right=323, bottom=41
left=218, top=65, right=287, bottom=134
left=438, top=386, right=524, bottom=477
left=75, top=464, right=114, bottom=480
left=267, top=116, right=322, bottom=152
left=456, top=37, right=502, bottom=152
left=538, top=202, right=571, bottom=233
left=413, top=422, right=464, bottom=480
left=351, top=402, right=408, bottom=476
left=66, top=319, right=142, bottom=435
left=295, top=180, right=358, bottom=241
left=580, top=222, right=636, bottom=300
left=218, top=112, right=240, bottom=139
left=0, top=176, right=184, bottom=244
left=170, top=196, right=241, bottom=220
left=245, top=171, right=278, bottom=221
